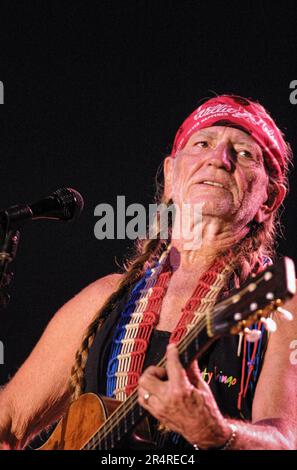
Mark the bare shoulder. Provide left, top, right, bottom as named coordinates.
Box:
left=282, top=278, right=297, bottom=319
left=74, top=272, right=124, bottom=302
left=88, top=272, right=124, bottom=297
left=270, top=278, right=297, bottom=339
left=50, top=272, right=125, bottom=330
left=0, top=272, right=126, bottom=435
left=7, top=272, right=125, bottom=376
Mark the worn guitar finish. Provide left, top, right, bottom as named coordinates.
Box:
left=38, top=393, right=153, bottom=450
left=37, top=257, right=296, bottom=450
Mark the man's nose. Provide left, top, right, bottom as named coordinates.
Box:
left=206, top=142, right=233, bottom=172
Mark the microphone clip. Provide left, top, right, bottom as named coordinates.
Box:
left=0, top=227, right=20, bottom=310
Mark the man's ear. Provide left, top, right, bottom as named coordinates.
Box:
left=163, top=156, right=174, bottom=200
left=254, top=183, right=286, bottom=223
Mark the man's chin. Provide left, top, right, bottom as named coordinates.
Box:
left=186, top=191, right=233, bottom=205
left=200, top=200, right=234, bottom=217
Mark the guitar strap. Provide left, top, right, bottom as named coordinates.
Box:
left=105, top=248, right=235, bottom=402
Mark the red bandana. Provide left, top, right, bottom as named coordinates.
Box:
left=171, top=95, right=287, bottom=180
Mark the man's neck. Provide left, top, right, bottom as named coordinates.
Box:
left=169, top=217, right=249, bottom=273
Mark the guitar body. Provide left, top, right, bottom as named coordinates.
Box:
left=38, top=393, right=153, bottom=450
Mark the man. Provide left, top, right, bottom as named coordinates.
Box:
left=0, top=95, right=296, bottom=450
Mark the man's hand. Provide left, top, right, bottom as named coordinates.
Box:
left=138, top=343, right=232, bottom=449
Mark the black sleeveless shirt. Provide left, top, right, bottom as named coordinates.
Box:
left=84, top=284, right=266, bottom=447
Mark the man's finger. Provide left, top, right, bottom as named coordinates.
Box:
left=142, top=365, right=167, bottom=380
left=138, top=366, right=167, bottom=395
left=165, top=343, right=188, bottom=384
left=186, top=359, right=201, bottom=387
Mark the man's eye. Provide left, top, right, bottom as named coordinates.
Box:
left=237, top=149, right=252, bottom=158
left=193, top=141, right=209, bottom=148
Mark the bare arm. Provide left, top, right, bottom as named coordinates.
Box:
left=0, top=273, right=123, bottom=448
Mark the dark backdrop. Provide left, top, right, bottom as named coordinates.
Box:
left=0, top=1, right=296, bottom=384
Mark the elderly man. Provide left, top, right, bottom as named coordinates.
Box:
left=0, top=95, right=296, bottom=450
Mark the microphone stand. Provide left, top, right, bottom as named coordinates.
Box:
left=0, top=215, right=20, bottom=309
left=0, top=187, right=84, bottom=310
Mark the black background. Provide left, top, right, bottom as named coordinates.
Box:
left=0, top=1, right=296, bottom=385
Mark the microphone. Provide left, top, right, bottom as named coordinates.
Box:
left=0, top=188, right=84, bottom=228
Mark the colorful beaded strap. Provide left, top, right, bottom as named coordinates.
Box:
left=106, top=247, right=235, bottom=401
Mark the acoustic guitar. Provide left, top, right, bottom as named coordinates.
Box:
left=37, top=257, right=296, bottom=450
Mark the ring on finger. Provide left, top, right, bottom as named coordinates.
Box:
left=143, top=391, right=151, bottom=404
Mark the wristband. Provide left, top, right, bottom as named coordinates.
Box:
left=193, top=423, right=237, bottom=451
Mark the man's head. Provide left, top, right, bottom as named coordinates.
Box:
left=161, top=95, right=292, bottom=256
left=170, top=95, right=289, bottom=181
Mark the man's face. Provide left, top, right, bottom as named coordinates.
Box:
left=164, top=126, right=270, bottom=229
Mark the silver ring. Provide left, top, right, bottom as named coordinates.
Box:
left=143, top=392, right=150, bottom=404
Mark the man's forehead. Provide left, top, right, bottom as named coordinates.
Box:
left=187, top=126, right=258, bottom=145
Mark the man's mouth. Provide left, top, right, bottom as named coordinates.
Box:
left=200, top=180, right=225, bottom=189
